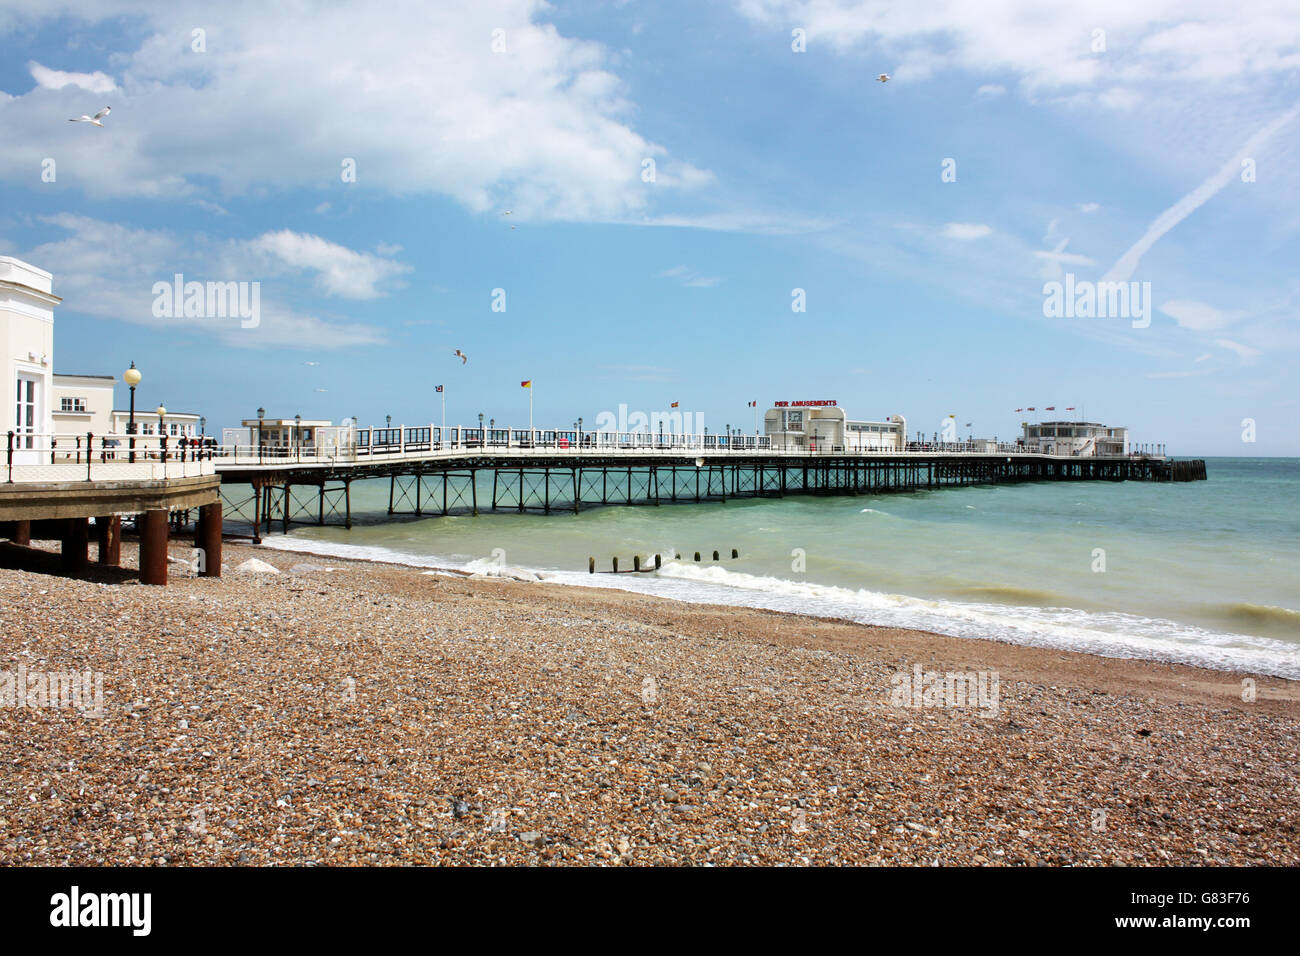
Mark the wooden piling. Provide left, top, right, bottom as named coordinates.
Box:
left=60, top=517, right=89, bottom=574
left=138, top=509, right=169, bottom=586
left=197, top=501, right=222, bottom=577
left=96, top=515, right=120, bottom=566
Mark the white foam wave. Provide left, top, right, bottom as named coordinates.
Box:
left=259, top=535, right=1300, bottom=680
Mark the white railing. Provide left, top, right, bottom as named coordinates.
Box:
left=4, top=430, right=217, bottom=484
left=208, top=423, right=1157, bottom=469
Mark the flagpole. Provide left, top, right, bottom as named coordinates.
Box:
left=529, top=384, right=533, bottom=434
left=441, top=388, right=446, bottom=447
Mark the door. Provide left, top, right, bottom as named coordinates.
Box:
left=13, top=374, right=40, bottom=465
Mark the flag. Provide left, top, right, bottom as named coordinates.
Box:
left=747, top=400, right=757, bottom=407
left=1015, top=408, right=1023, bottom=412
left=1045, top=406, right=1055, bottom=411
left=1066, top=406, right=1075, bottom=410
left=435, top=385, right=443, bottom=393
left=520, top=380, right=532, bottom=388
left=670, top=401, right=679, bottom=408
left=1028, top=407, right=1035, bottom=411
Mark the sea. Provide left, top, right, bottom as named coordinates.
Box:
left=246, top=457, right=1300, bottom=679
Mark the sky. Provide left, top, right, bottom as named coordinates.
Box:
left=1, top=0, right=1298, bottom=455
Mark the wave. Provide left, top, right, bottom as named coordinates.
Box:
left=259, top=534, right=1300, bottom=680
left=1213, top=602, right=1300, bottom=635
left=954, top=585, right=1064, bottom=606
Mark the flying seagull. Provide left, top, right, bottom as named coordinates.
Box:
left=877, top=73, right=890, bottom=83
left=69, top=106, right=111, bottom=126
left=303, top=361, right=320, bottom=366
left=454, top=349, right=468, bottom=364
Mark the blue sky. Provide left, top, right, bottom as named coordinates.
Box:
left=1, top=0, right=1298, bottom=454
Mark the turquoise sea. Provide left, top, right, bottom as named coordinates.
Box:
left=247, top=458, right=1300, bottom=679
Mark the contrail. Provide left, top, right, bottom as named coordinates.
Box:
left=1102, top=101, right=1300, bottom=283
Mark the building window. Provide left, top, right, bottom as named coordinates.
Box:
left=60, top=397, right=88, bottom=413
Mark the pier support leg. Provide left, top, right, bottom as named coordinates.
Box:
left=11, top=520, right=30, bottom=546
left=139, top=509, right=169, bottom=586
left=319, top=484, right=326, bottom=525
left=251, top=481, right=262, bottom=545
left=60, top=517, right=89, bottom=574
left=344, top=480, right=353, bottom=529
left=96, top=515, right=120, bottom=566
left=572, top=468, right=580, bottom=514
left=471, top=470, right=479, bottom=516
left=283, top=484, right=291, bottom=534
left=197, top=502, right=222, bottom=577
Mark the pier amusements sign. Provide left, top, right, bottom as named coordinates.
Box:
left=773, top=400, right=837, bottom=407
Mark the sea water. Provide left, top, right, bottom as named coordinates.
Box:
left=248, top=458, right=1300, bottom=679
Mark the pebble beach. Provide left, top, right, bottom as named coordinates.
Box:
left=1, top=538, right=1297, bottom=866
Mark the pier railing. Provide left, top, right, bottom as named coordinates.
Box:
left=5, top=430, right=217, bottom=484
left=209, top=423, right=1165, bottom=469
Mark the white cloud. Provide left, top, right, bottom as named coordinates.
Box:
left=942, top=222, right=991, bottom=240
left=252, top=230, right=410, bottom=300
left=657, top=264, right=721, bottom=287
left=733, top=1, right=1300, bottom=93
left=0, top=1, right=712, bottom=223
left=25, top=214, right=385, bottom=348
left=28, top=61, right=117, bottom=94
left=1159, top=299, right=1247, bottom=331
left=976, top=84, right=1006, bottom=97
left=1215, top=338, right=1263, bottom=361
left=1077, top=202, right=1100, bottom=213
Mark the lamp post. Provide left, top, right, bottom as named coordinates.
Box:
left=257, top=407, right=265, bottom=463
left=199, top=416, right=206, bottom=437
left=478, top=412, right=484, bottom=447
left=577, top=416, right=583, bottom=448
left=295, top=413, right=302, bottom=462
left=123, top=361, right=141, bottom=462
left=156, top=403, right=166, bottom=461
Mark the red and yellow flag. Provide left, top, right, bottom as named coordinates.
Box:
left=520, top=380, right=532, bottom=388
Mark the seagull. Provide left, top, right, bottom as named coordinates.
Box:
left=302, top=361, right=319, bottom=366
left=315, top=388, right=328, bottom=393
left=454, top=349, right=468, bottom=364
left=69, top=106, right=111, bottom=126
left=877, top=73, right=890, bottom=83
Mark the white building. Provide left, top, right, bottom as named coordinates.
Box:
left=52, top=373, right=116, bottom=436
left=231, top=416, right=340, bottom=456
left=110, top=408, right=203, bottom=441
left=1022, top=421, right=1128, bottom=457
left=764, top=401, right=905, bottom=452
left=1, top=257, right=59, bottom=462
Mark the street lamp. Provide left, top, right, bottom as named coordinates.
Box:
left=295, top=413, right=302, bottom=461
left=257, top=407, right=265, bottom=463
left=199, top=416, right=206, bottom=436
left=386, top=414, right=391, bottom=429
left=478, top=412, right=484, bottom=446
left=123, top=361, right=141, bottom=462
left=156, top=403, right=166, bottom=460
